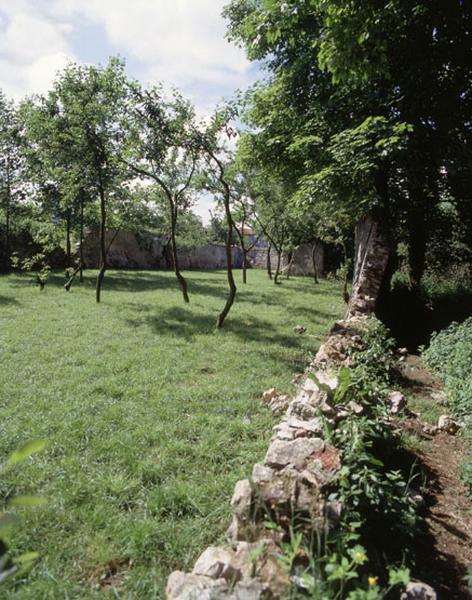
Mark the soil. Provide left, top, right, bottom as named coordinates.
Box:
left=398, top=354, right=472, bottom=599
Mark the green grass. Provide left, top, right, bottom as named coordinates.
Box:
left=0, top=269, right=344, bottom=599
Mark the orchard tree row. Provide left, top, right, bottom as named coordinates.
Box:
left=0, top=58, right=333, bottom=327
left=1, top=0, right=471, bottom=327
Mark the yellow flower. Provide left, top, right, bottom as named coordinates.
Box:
left=354, top=551, right=366, bottom=562
left=368, top=576, right=378, bottom=586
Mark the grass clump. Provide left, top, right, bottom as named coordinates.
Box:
left=0, top=269, right=344, bottom=598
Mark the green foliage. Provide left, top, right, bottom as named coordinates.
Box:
left=10, top=253, right=51, bottom=290
left=423, top=317, right=472, bottom=496
left=423, top=317, right=472, bottom=418
left=1, top=440, right=47, bottom=584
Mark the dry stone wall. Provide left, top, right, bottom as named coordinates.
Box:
left=166, top=317, right=364, bottom=600
left=166, top=316, right=438, bottom=599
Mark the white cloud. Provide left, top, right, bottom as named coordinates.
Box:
left=0, top=6, right=75, bottom=99
left=0, top=0, right=257, bottom=218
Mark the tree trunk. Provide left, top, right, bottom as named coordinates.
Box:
left=217, top=194, right=237, bottom=328
left=267, top=243, right=272, bottom=280
left=79, top=190, right=84, bottom=283
left=3, top=161, right=11, bottom=272
left=346, top=214, right=391, bottom=318
left=64, top=264, right=82, bottom=292
left=242, top=251, right=248, bottom=284
left=4, top=195, right=10, bottom=272
left=66, top=211, right=72, bottom=266
left=274, top=250, right=282, bottom=284
left=286, top=251, right=294, bottom=280
left=95, top=187, right=107, bottom=304
left=312, top=241, right=319, bottom=284
left=169, top=200, right=189, bottom=303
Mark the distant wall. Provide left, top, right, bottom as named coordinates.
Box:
left=249, top=242, right=325, bottom=277
left=82, top=230, right=244, bottom=270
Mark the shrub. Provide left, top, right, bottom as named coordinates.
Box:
left=423, top=317, right=472, bottom=496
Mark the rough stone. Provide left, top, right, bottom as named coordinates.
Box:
left=193, top=547, right=241, bottom=582
left=166, top=571, right=229, bottom=600
left=437, top=415, right=460, bottom=434
left=313, top=370, right=339, bottom=391
left=287, top=400, right=318, bottom=420
left=251, top=463, right=275, bottom=484
left=262, top=388, right=278, bottom=404
left=400, top=581, right=437, bottom=600
left=269, top=394, right=290, bottom=416
left=388, top=391, right=407, bottom=415
left=294, top=325, right=307, bottom=334
left=285, top=416, right=323, bottom=435
left=347, top=401, right=364, bottom=415
left=273, top=422, right=296, bottom=441
left=231, top=480, right=253, bottom=520
left=264, top=438, right=325, bottom=470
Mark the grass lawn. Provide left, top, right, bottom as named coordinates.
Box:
left=0, top=269, right=344, bottom=599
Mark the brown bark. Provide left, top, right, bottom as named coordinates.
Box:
left=64, top=264, right=82, bottom=292
left=267, top=243, right=272, bottom=280
left=65, top=211, right=72, bottom=265
left=95, top=186, right=106, bottom=304
left=242, top=252, right=248, bottom=284
left=169, top=199, right=189, bottom=303
left=274, top=250, right=282, bottom=285
left=217, top=200, right=237, bottom=328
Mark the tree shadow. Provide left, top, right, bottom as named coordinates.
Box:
left=0, top=295, right=20, bottom=306
left=125, top=304, right=305, bottom=350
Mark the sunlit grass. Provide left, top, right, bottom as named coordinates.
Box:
left=0, top=269, right=344, bottom=599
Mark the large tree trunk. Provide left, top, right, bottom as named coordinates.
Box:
left=95, top=187, right=107, bottom=304
left=217, top=193, right=237, bottom=329
left=169, top=200, right=189, bottom=304
left=267, top=243, right=272, bottom=280
left=346, top=214, right=391, bottom=318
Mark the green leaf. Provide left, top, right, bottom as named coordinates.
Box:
left=8, top=440, right=47, bottom=465
left=8, top=496, right=47, bottom=508
left=15, top=552, right=40, bottom=564
left=334, top=366, right=352, bottom=403
left=388, top=567, right=410, bottom=586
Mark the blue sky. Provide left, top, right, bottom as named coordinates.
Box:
left=0, top=0, right=262, bottom=221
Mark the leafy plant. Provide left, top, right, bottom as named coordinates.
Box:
left=11, top=252, right=51, bottom=290
left=423, top=317, right=472, bottom=495
left=1, top=440, right=47, bottom=584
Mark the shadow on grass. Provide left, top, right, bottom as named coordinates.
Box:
left=0, top=295, right=20, bottom=306
left=125, top=304, right=307, bottom=349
